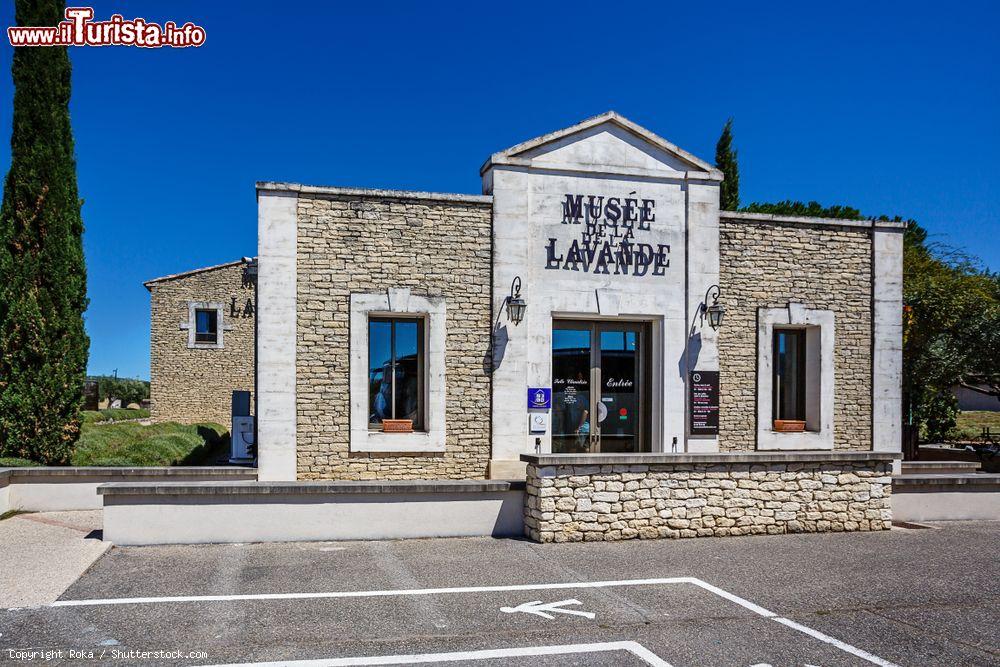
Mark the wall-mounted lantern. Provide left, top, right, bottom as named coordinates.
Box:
left=505, top=276, right=527, bottom=325
left=701, top=284, right=725, bottom=330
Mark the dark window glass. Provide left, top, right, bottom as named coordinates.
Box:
left=195, top=309, right=218, bottom=343
left=551, top=327, right=591, bottom=454
left=773, top=329, right=806, bottom=422
left=368, top=320, right=392, bottom=425
left=368, top=317, right=424, bottom=429
left=599, top=330, right=639, bottom=453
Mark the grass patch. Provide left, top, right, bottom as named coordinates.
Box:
left=947, top=411, right=1000, bottom=442
left=0, top=457, right=38, bottom=467
left=70, top=421, right=229, bottom=466
left=0, top=509, right=30, bottom=521
left=81, top=408, right=150, bottom=424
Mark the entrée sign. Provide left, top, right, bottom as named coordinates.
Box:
left=545, top=193, right=670, bottom=277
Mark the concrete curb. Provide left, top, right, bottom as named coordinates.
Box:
left=521, top=452, right=900, bottom=466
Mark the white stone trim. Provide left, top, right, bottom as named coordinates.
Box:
left=757, top=306, right=835, bottom=451
left=873, top=228, right=904, bottom=456
left=685, top=181, right=721, bottom=451
left=179, top=301, right=232, bottom=349
left=350, top=291, right=447, bottom=453
left=484, top=160, right=720, bottom=183
left=257, top=191, right=298, bottom=481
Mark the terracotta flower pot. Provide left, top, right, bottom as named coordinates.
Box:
left=382, top=419, right=413, bottom=433
left=773, top=419, right=806, bottom=433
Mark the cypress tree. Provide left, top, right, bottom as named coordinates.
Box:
left=715, top=118, right=740, bottom=210
left=0, top=0, right=89, bottom=464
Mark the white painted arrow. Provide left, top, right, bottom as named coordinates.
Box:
left=499, top=598, right=596, bottom=620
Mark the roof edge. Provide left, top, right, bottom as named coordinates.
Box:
left=144, top=259, right=251, bottom=289
left=481, top=111, right=719, bottom=176
left=256, top=182, right=492, bottom=205
left=720, top=210, right=907, bottom=231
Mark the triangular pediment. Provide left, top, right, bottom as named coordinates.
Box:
left=482, top=111, right=720, bottom=179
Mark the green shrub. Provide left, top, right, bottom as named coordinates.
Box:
left=916, top=388, right=959, bottom=443
left=71, top=421, right=229, bottom=467
left=81, top=408, right=150, bottom=424
left=0, top=457, right=37, bottom=467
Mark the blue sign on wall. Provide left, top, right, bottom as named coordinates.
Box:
left=527, top=387, right=552, bottom=410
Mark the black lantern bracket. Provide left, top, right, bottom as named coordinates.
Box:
left=700, top=284, right=725, bottom=330
left=505, top=276, right=527, bottom=326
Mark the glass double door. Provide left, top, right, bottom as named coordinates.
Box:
left=551, top=320, right=651, bottom=454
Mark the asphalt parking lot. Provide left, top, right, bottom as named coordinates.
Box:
left=1, top=521, right=997, bottom=666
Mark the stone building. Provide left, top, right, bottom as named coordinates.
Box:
left=125, top=113, right=904, bottom=544
left=255, top=112, right=903, bottom=494
left=145, top=260, right=255, bottom=426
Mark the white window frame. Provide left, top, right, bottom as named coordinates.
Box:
left=756, top=304, right=835, bottom=451
left=350, top=289, right=446, bottom=453
left=180, top=301, right=232, bottom=350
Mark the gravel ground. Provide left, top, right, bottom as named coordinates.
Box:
left=0, top=510, right=107, bottom=609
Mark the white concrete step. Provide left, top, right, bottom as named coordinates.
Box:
left=901, top=460, right=981, bottom=475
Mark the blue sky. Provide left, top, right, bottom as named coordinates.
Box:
left=0, top=1, right=998, bottom=380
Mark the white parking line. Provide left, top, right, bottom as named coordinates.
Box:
left=38, top=576, right=898, bottom=667
left=47, top=577, right=693, bottom=607
left=201, top=641, right=672, bottom=666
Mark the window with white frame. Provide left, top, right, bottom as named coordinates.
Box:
left=349, top=290, right=447, bottom=453
left=757, top=305, right=834, bottom=450
left=181, top=301, right=229, bottom=349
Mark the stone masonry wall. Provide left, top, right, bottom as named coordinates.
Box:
left=148, top=263, right=255, bottom=426
left=295, top=193, right=493, bottom=480
left=718, top=219, right=873, bottom=451
left=524, top=459, right=893, bottom=542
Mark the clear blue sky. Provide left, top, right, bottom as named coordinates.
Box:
left=1, top=1, right=998, bottom=380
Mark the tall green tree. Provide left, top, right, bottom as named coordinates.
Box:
left=901, top=221, right=1000, bottom=439
left=0, top=0, right=89, bottom=463
left=715, top=118, right=740, bottom=210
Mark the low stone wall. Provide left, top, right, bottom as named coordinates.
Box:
left=522, top=453, right=897, bottom=543
left=100, top=479, right=525, bottom=545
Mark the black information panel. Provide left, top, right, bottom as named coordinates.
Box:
left=689, top=371, right=720, bottom=436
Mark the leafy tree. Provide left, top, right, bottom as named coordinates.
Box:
left=88, top=375, right=150, bottom=407
left=715, top=119, right=740, bottom=210
left=902, top=221, right=1000, bottom=438
left=0, top=0, right=89, bottom=464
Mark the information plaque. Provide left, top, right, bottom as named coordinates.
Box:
left=689, top=371, right=720, bottom=436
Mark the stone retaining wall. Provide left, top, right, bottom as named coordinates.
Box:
left=523, top=454, right=893, bottom=543
left=718, top=217, right=873, bottom=451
